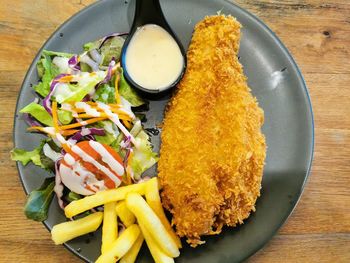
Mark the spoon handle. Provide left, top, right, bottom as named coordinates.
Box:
left=133, top=0, right=165, bottom=26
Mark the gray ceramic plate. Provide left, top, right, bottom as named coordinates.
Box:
left=14, top=0, right=314, bottom=262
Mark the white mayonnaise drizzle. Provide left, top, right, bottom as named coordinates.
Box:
left=60, top=103, right=78, bottom=117
left=61, top=103, right=73, bottom=111
left=79, top=121, right=88, bottom=126
left=52, top=110, right=127, bottom=195
left=64, top=153, right=76, bottom=166
left=43, top=127, right=55, bottom=135
left=97, top=102, right=137, bottom=145
left=56, top=133, right=68, bottom=145
left=89, top=141, right=124, bottom=175
left=71, top=144, right=121, bottom=184
left=43, top=143, right=62, bottom=162
left=53, top=83, right=71, bottom=103
left=81, top=127, right=91, bottom=136
left=60, top=163, right=106, bottom=195
left=103, top=121, right=115, bottom=134
left=75, top=102, right=101, bottom=117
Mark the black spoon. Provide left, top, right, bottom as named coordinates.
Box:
left=121, top=0, right=187, bottom=96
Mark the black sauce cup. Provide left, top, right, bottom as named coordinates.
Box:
left=120, top=0, right=187, bottom=98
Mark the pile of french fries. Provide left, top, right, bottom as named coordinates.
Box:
left=51, top=177, right=181, bottom=263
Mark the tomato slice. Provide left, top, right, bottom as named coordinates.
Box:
left=62, top=141, right=124, bottom=189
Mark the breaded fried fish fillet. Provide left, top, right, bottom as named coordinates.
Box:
left=158, top=15, right=266, bottom=246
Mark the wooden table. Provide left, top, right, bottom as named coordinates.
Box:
left=1, top=0, right=349, bottom=262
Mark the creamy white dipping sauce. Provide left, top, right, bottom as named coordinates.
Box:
left=125, top=24, right=184, bottom=90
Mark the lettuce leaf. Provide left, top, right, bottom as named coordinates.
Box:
left=40, top=140, right=61, bottom=172
left=83, top=39, right=103, bottom=52
left=11, top=140, right=46, bottom=167
left=34, top=53, right=55, bottom=97
left=34, top=50, right=73, bottom=96
left=33, top=82, right=47, bottom=98
left=36, top=60, right=45, bottom=79
left=11, top=140, right=59, bottom=172
left=11, top=147, right=41, bottom=167
left=24, top=177, right=55, bottom=221
left=66, top=191, right=82, bottom=202
left=95, top=130, right=117, bottom=145
left=58, top=109, right=73, bottom=124
left=131, top=130, right=158, bottom=180
left=94, top=83, right=116, bottom=104
left=100, top=36, right=125, bottom=66
left=110, top=133, right=125, bottom=154
left=94, top=121, right=119, bottom=145
left=54, top=72, right=105, bottom=103
left=20, top=102, right=53, bottom=126
left=84, top=36, right=125, bottom=66
left=80, top=62, right=91, bottom=72
left=39, top=151, right=55, bottom=172
left=42, top=50, right=73, bottom=58
left=119, top=68, right=145, bottom=107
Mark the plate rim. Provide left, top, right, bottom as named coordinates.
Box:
left=13, top=0, right=315, bottom=262
left=222, top=0, right=314, bottom=261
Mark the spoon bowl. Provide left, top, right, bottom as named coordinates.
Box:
left=121, top=0, right=187, bottom=95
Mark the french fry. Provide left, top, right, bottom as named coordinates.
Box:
left=51, top=212, right=103, bottom=245
left=95, top=224, right=140, bottom=263
left=145, top=177, right=182, bottom=248
left=139, top=223, right=174, bottom=263
left=126, top=193, right=180, bottom=258
left=120, top=233, right=144, bottom=263
left=101, top=202, right=118, bottom=254
left=116, top=201, right=136, bottom=227
left=64, top=182, right=148, bottom=218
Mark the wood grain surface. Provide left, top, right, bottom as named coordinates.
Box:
left=0, top=0, right=349, bottom=262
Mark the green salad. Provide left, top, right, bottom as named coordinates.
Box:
left=11, top=33, right=158, bottom=222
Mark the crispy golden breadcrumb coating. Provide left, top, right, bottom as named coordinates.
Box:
left=158, top=15, right=266, bottom=247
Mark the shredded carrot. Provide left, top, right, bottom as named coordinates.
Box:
left=69, top=108, right=86, bottom=113
left=61, top=129, right=79, bottom=136
left=75, top=113, right=104, bottom=119
left=124, top=172, right=132, bottom=185
left=110, top=108, right=133, bottom=118
left=52, top=101, right=59, bottom=132
left=27, top=126, right=72, bottom=152
left=81, top=101, right=122, bottom=108
left=110, top=104, right=123, bottom=109
left=58, top=75, right=74, bottom=83
left=70, top=107, right=122, bottom=115
left=127, top=151, right=133, bottom=166
left=125, top=151, right=134, bottom=185
left=28, top=126, right=78, bottom=137
left=59, top=117, right=106, bottom=130
left=27, top=126, right=52, bottom=134
left=71, top=102, right=132, bottom=119
left=79, top=101, right=97, bottom=106
left=61, top=143, right=71, bottom=153
left=76, top=113, right=131, bottom=121
left=122, top=120, right=132, bottom=129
